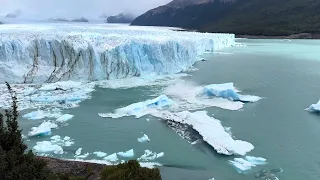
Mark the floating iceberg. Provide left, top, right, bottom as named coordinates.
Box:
left=22, top=110, right=46, bottom=120
left=99, top=95, right=173, bottom=118
left=229, top=156, right=267, bottom=173
left=0, top=24, right=234, bottom=83
left=139, top=162, right=162, bottom=169
left=75, top=153, right=90, bottom=159
left=203, top=83, right=261, bottom=103
left=28, top=121, right=58, bottom=137
left=152, top=111, right=254, bottom=156
left=104, top=153, right=118, bottom=162
left=306, top=100, right=320, bottom=113
left=138, top=134, right=150, bottom=143
left=93, top=151, right=108, bottom=158
left=50, top=135, right=74, bottom=147
left=117, top=149, right=134, bottom=158
left=33, top=141, right=63, bottom=155
left=56, top=114, right=74, bottom=122
left=138, top=150, right=164, bottom=161
left=75, top=148, right=82, bottom=156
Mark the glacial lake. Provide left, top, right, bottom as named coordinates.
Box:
left=19, top=39, right=320, bottom=180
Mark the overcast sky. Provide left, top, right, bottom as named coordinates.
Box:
left=0, top=0, right=171, bottom=19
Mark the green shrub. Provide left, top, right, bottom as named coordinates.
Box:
left=100, top=160, right=162, bottom=180
left=0, top=82, right=50, bottom=180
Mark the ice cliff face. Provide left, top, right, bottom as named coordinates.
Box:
left=0, top=24, right=235, bottom=83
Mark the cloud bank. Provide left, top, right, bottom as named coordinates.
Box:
left=0, top=0, right=171, bottom=19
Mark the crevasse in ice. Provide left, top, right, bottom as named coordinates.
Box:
left=0, top=24, right=235, bottom=83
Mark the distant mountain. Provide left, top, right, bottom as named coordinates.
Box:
left=132, top=0, right=320, bottom=36
left=5, top=10, right=22, bottom=18
left=106, top=13, right=135, bottom=23
left=48, top=18, right=70, bottom=22
left=71, top=17, right=89, bottom=22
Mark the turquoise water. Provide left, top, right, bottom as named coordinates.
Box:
left=20, top=39, right=320, bottom=180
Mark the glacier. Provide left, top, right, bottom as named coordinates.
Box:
left=151, top=111, right=254, bottom=156
left=0, top=24, right=234, bottom=83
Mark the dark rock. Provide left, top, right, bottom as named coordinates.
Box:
left=107, top=13, right=135, bottom=23
left=71, top=17, right=89, bottom=22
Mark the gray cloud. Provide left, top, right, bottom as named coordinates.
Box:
left=0, top=0, right=171, bottom=19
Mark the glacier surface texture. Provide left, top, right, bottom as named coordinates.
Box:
left=0, top=24, right=235, bottom=83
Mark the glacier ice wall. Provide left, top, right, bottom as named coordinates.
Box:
left=0, top=24, right=235, bottom=83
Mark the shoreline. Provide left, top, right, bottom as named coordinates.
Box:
left=236, top=33, right=320, bottom=39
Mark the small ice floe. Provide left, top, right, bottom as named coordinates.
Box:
left=75, top=148, right=82, bottom=156
left=203, top=83, right=261, bottom=103
left=306, top=100, right=320, bottom=113
left=138, top=150, right=164, bottom=161
left=117, top=149, right=134, bottom=158
left=229, top=156, right=267, bottom=173
left=33, top=141, right=63, bottom=155
left=208, top=178, right=215, bottom=180
left=28, top=121, right=58, bottom=137
left=93, top=151, right=108, bottom=158
left=98, top=95, right=173, bottom=118
left=56, top=114, right=74, bottom=122
left=138, top=134, right=150, bottom=143
left=104, top=153, right=118, bottom=162
left=50, top=135, right=74, bottom=147
left=152, top=110, right=254, bottom=156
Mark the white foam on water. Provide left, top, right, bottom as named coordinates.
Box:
left=99, top=95, right=173, bottom=118
left=117, top=149, right=134, bottom=158
left=151, top=110, right=254, bottom=156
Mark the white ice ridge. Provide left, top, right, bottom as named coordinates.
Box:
left=152, top=111, right=254, bottom=156
left=306, top=100, right=320, bottom=113
left=99, top=95, right=173, bottom=118
left=0, top=24, right=235, bottom=83
left=203, top=83, right=261, bottom=102
left=229, top=156, right=267, bottom=173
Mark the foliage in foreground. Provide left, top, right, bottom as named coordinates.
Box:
left=101, top=160, right=162, bottom=180
left=0, top=82, right=161, bottom=180
left=0, top=82, right=50, bottom=180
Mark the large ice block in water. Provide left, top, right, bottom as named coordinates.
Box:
left=151, top=111, right=254, bottom=155
left=203, top=83, right=261, bottom=102
left=99, top=95, right=173, bottom=118
left=306, top=100, right=320, bottom=113
left=117, top=149, right=134, bottom=158
left=28, top=121, right=58, bottom=137
left=33, top=141, right=63, bottom=155
left=0, top=24, right=234, bottom=83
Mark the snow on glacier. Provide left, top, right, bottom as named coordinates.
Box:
left=0, top=24, right=235, bottom=83
left=28, top=121, right=58, bottom=137
left=99, top=94, right=173, bottom=118
left=151, top=111, right=254, bottom=156
left=306, top=100, right=320, bottom=113
left=229, top=156, right=267, bottom=173
left=203, top=83, right=261, bottom=102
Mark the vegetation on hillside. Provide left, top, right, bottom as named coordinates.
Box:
left=0, top=82, right=162, bottom=180
left=132, top=0, right=320, bottom=36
